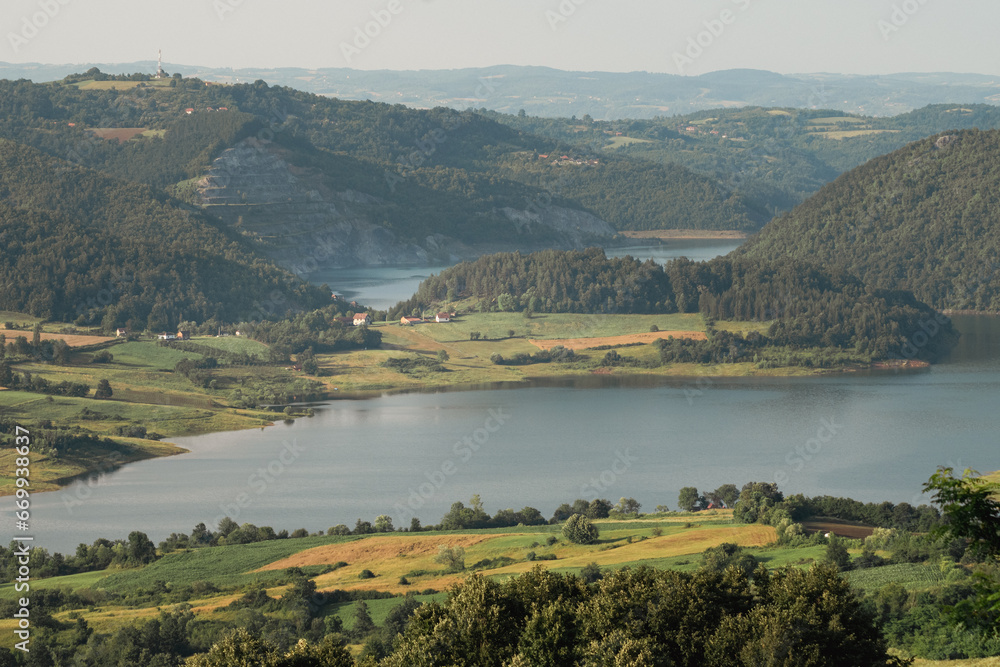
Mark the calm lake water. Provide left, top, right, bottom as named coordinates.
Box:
left=12, top=313, right=998, bottom=553
left=8, top=240, right=998, bottom=553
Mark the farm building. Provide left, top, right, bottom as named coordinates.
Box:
left=158, top=332, right=177, bottom=341
left=435, top=313, right=451, bottom=323
left=115, top=328, right=127, bottom=338
left=177, top=330, right=192, bottom=340
left=400, top=316, right=423, bottom=325
left=353, top=313, right=373, bottom=326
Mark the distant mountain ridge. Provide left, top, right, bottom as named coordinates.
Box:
left=2, top=62, right=999, bottom=118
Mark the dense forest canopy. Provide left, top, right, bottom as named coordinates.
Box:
left=737, top=129, right=1000, bottom=311
left=0, top=74, right=768, bottom=234
left=0, top=139, right=329, bottom=328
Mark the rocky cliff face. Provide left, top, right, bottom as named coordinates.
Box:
left=196, top=138, right=616, bottom=275
left=197, top=139, right=429, bottom=274
left=499, top=206, right=616, bottom=248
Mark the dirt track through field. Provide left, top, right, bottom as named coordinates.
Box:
left=529, top=330, right=706, bottom=351
left=1, top=330, right=115, bottom=347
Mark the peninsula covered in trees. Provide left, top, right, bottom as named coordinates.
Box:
left=391, top=248, right=957, bottom=364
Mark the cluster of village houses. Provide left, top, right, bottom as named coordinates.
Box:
left=184, top=106, right=229, bottom=114
left=537, top=154, right=600, bottom=166
left=134, top=310, right=454, bottom=342
left=400, top=312, right=452, bottom=325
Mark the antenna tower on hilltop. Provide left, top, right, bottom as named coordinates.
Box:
left=155, top=49, right=166, bottom=79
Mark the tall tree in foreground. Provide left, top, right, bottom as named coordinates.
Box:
left=381, top=564, right=899, bottom=666
left=924, top=467, right=1000, bottom=634
left=924, top=467, right=1000, bottom=558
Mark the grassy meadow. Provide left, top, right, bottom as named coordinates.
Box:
left=0, top=512, right=794, bottom=649
left=0, top=509, right=970, bottom=657
left=313, top=311, right=815, bottom=394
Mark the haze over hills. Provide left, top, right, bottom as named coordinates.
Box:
left=3, top=62, right=1000, bottom=118
left=737, top=129, right=1000, bottom=312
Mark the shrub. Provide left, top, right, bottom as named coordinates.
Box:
left=434, top=545, right=466, bottom=572
left=358, top=569, right=375, bottom=579
left=563, top=514, right=600, bottom=544
left=581, top=562, right=603, bottom=583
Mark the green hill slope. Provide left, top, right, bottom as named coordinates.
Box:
left=0, top=74, right=768, bottom=246
left=484, top=104, right=1000, bottom=221
left=736, top=129, right=1000, bottom=311
left=0, top=139, right=328, bottom=328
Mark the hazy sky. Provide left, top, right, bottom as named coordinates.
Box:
left=1, top=0, right=997, bottom=76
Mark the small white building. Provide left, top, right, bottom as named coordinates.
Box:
left=435, top=312, right=451, bottom=323
left=158, top=332, right=177, bottom=341
left=115, top=328, right=127, bottom=338
left=353, top=312, right=373, bottom=326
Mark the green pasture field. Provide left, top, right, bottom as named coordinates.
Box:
left=190, top=336, right=272, bottom=359
left=410, top=312, right=706, bottom=343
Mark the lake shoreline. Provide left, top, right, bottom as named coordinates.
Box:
left=14, top=355, right=935, bottom=498
left=620, top=229, right=749, bottom=240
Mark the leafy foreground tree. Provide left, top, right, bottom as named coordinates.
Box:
left=185, top=629, right=352, bottom=666
left=925, top=467, right=1000, bottom=558
left=924, top=467, right=1000, bottom=635
left=381, top=564, right=902, bottom=666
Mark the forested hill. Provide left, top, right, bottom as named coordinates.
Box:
left=0, top=139, right=330, bottom=328
left=483, top=104, right=1000, bottom=221
left=392, top=248, right=955, bottom=362
left=736, top=129, right=1000, bottom=311
left=0, top=74, right=767, bottom=239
